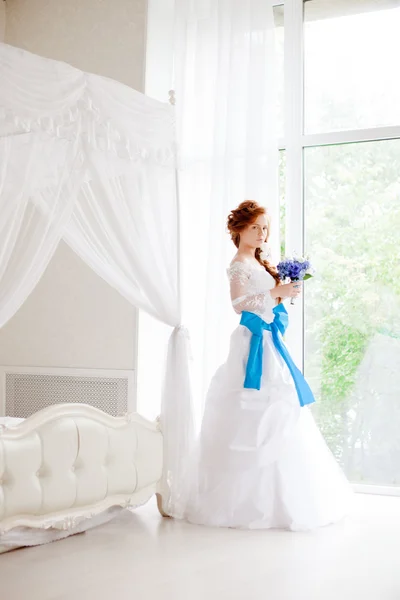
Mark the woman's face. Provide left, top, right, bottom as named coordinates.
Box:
left=240, top=214, right=269, bottom=249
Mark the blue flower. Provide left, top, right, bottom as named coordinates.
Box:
left=277, top=257, right=313, bottom=282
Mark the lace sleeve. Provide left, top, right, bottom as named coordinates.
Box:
left=227, top=261, right=275, bottom=315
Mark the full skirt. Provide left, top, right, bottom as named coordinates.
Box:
left=184, top=324, right=353, bottom=531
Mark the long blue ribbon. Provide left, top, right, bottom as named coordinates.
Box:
left=240, top=304, right=315, bottom=407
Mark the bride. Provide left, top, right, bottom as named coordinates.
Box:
left=183, top=200, right=353, bottom=531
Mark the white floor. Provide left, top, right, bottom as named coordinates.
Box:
left=1, top=494, right=399, bottom=600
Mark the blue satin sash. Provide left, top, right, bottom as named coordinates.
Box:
left=240, top=305, right=315, bottom=407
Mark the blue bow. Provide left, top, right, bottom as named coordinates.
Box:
left=240, top=305, right=315, bottom=407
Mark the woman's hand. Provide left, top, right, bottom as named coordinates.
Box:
left=270, top=281, right=302, bottom=300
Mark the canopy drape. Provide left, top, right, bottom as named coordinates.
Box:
left=0, top=42, right=194, bottom=515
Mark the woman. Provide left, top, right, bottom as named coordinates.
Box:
left=184, top=201, right=353, bottom=531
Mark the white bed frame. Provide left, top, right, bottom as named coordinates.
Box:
left=0, top=403, right=167, bottom=549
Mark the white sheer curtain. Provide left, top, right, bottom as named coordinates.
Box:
left=0, top=42, right=194, bottom=515
left=63, top=155, right=195, bottom=514
left=0, top=132, right=84, bottom=328
left=173, top=0, right=279, bottom=423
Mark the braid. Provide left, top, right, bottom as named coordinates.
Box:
left=255, top=247, right=280, bottom=286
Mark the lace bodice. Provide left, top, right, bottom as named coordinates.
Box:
left=227, top=260, right=277, bottom=324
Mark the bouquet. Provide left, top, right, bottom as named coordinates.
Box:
left=277, top=256, right=314, bottom=305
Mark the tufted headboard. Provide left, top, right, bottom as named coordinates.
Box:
left=0, top=403, right=163, bottom=533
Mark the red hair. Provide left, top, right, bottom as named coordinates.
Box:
left=227, top=200, right=280, bottom=287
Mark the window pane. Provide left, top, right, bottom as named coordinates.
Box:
left=273, top=5, right=284, bottom=140
left=304, top=140, right=400, bottom=486
left=304, top=0, right=400, bottom=133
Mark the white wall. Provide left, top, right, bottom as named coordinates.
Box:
left=0, top=1, right=5, bottom=42
left=136, top=0, right=174, bottom=418
left=0, top=0, right=147, bottom=376
left=145, top=0, right=174, bottom=102
left=5, top=0, right=147, bottom=90
left=0, top=242, right=136, bottom=369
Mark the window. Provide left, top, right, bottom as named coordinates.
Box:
left=281, top=0, right=400, bottom=491
left=304, top=140, right=400, bottom=485
left=304, top=0, right=400, bottom=133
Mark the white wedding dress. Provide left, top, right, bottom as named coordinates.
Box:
left=184, top=260, right=353, bottom=531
